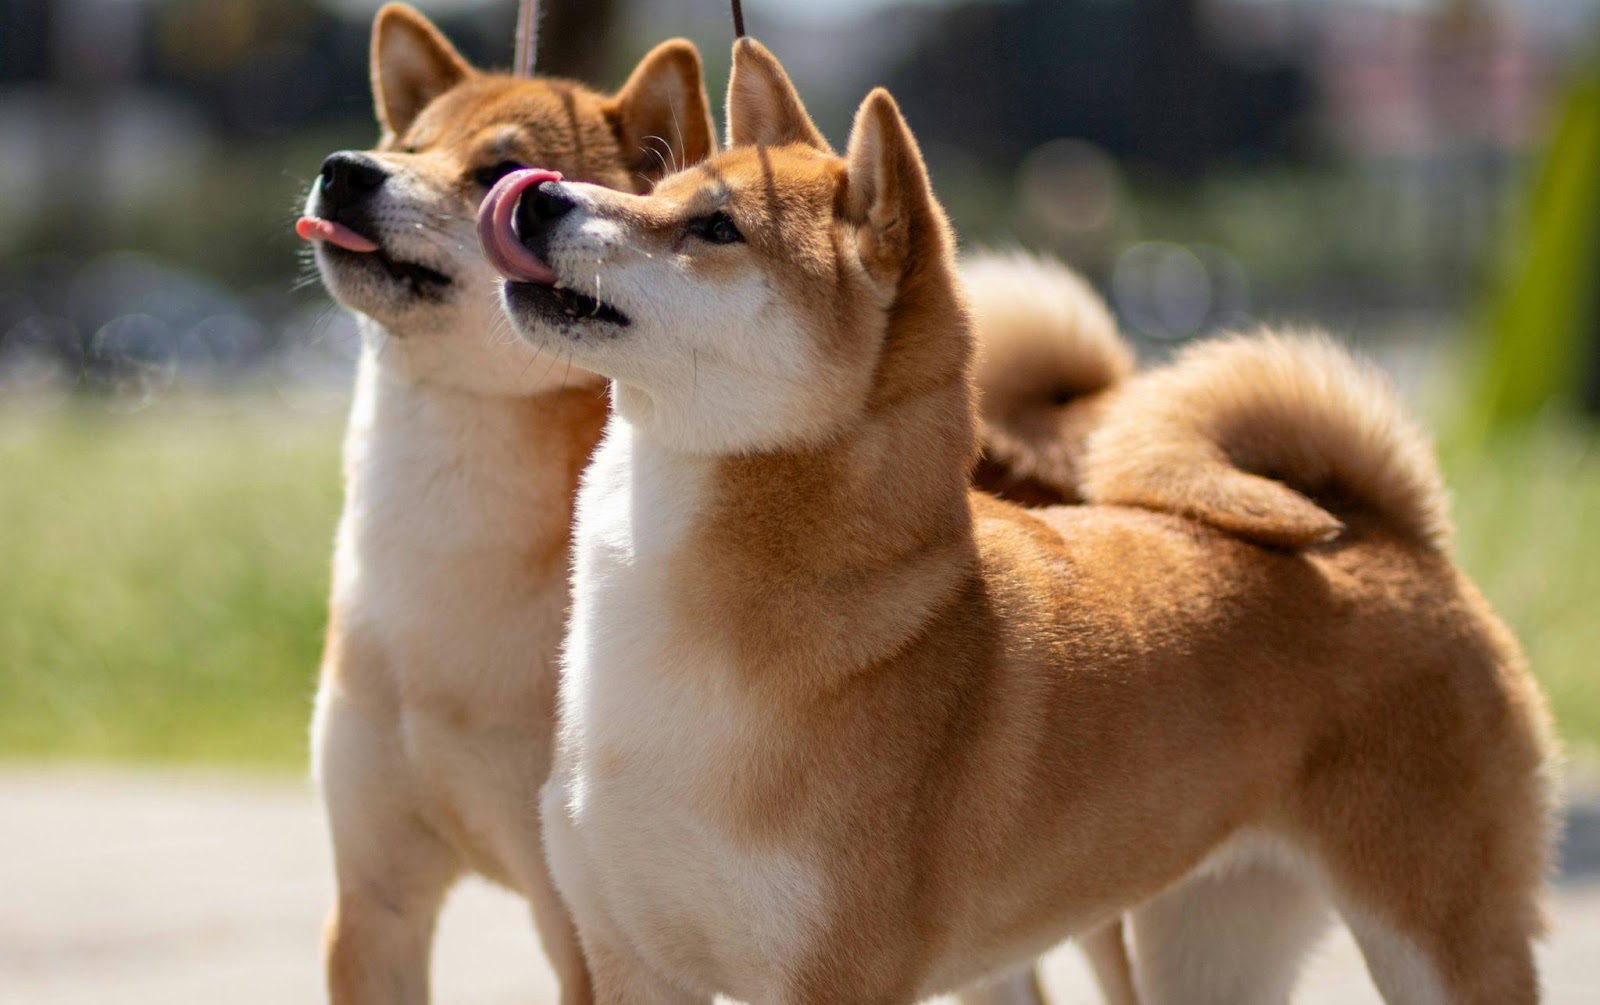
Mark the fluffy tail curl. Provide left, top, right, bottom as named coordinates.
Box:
left=1081, top=331, right=1451, bottom=550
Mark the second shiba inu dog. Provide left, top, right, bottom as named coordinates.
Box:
left=483, top=39, right=1555, bottom=1005
left=299, top=6, right=714, bottom=1003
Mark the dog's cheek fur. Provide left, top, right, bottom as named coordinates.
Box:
left=532, top=166, right=886, bottom=455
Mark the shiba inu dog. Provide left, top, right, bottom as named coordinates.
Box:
left=482, top=37, right=1556, bottom=1005
left=298, top=6, right=714, bottom=1003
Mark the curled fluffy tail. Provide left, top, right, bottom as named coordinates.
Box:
left=1082, top=331, right=1452, bottom=550
left=964, top=249, right=1134, bottom=505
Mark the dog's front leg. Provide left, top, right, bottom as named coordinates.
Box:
left=948, top=920, right=1138, bottom=1005
left=318, top=696, right=459, bottom=1005
left=324, top=869, right=453, bottom=1005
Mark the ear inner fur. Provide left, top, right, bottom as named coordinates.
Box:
left=605, top=39, right=717, bottom=183
left=846, top=89, right=939, bottom=282
left=837, top=90, right=971, bottom=416
left=371, top=3, right=474, bottom=140
left=726, top=37, right=832, bottom=152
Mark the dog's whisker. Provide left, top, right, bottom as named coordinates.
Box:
left=667, top=97, right=684, bottom=172
left=535, top=333, right=565, bottom=386
left=640, top=140, right=670, bottom=181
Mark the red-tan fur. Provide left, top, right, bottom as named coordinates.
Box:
left=963, top=254, right=1140, bottom=1003
left=518, top=40, right=1556, bottom=1005
left=309, top=7, right=713, bottom=1005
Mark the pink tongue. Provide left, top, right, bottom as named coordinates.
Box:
left=295, top=217, right=379, bottom=253
left=477, top=168, right=563, bottom=285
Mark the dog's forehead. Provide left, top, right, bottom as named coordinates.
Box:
left=658, top=146, right=840, bottom=211
left=397, top=76, right=609, bottom=157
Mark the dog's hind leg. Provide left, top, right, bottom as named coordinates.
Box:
left=1330, top=871, right=1540, bottom=1005
left=1291, top=640, right=1553, bottom=1004
left=1317, top=824, right=1545, bottom=1005
left=1129, top=859, right=1331, bottom=1005
left=1079, top=919, right=1139, bottom=1005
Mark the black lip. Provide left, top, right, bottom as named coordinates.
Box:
left=506, top=281, right=631, bottom=333
left=323, top=243, right=453, bottom=299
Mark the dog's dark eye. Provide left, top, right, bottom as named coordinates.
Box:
left=687, top=212, right=744, bottom=245
left=473, top=161, right=525, bottom=189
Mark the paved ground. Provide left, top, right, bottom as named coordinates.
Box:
left=3, top=769, right=1598, bottom=1004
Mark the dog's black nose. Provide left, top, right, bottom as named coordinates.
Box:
left=319, top=152, right=388, bottom=210
left=514, top=182, right=576, bottom=248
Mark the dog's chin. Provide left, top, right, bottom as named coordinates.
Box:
left=505, top=282, right=631, bottom=342
left=319, top=245, right=455, bottom=317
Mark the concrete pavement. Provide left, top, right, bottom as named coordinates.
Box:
left=3, top=769, right=1597, bottom=1004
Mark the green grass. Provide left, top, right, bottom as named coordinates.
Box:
left=0, top=395, right=1596, bottom=768
left=1442, top=422, right=1600, bottom=754
left=0, top=399, right=341, bottom=767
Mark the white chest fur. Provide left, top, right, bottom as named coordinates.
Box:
left=317, top=349, right=582, bottom=886
left=551, top=417, right=825, bottom=997
left=334, top=353, right=574, bottom=695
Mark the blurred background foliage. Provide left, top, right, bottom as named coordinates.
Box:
left=1, top=0, right=1597, bottom=764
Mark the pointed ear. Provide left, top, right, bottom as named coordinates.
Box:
left=371, top=3, right=473, bottom=140
left=605, top=39, right=717, bottom=185
left=726, top=37, right=830, bottom=152
left=844, top=89, right=937, bottom=277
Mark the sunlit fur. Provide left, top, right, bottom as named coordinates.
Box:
left=1082, top=330, right=1452, bottom=550
left=961, top=251, right=1139, bottom=997
left=500, top=150, right=887, bottom=454
left=505, top=39, right=1557, bottom=1005
left=307, top=6, right=715, bottom=1005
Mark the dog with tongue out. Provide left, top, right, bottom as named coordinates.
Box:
left=297, top=5, right=716, bottom=1005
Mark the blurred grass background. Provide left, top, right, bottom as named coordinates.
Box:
left=0, top=400, right=339, bottom=766
left=2, top=0, right=1597, bottom=771
left=1, top=392, right=1596, bottom=768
